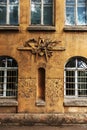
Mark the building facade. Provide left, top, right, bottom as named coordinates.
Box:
left=0, top=0, right=87, bottom=125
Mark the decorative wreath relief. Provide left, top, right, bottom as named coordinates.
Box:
left=23, top=37, right=60, bottom=61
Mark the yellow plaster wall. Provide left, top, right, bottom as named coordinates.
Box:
left=0, top=0, right=87, bottom=113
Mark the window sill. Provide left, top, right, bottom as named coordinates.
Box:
left=35, top=99, right=45, bottom=107
left=27, top=25, right=56, bottom=31
left=63, top=26, right=87, bottom=32
left=0, top=26, right=19, bottom=31
left=0, top=99, right=18, bottom=106
left=64, top=98, right=87, bottom=107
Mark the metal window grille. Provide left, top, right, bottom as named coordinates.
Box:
left=64, top=57, right=87, bottom=98
left=0, top=57, right=18, bottom=98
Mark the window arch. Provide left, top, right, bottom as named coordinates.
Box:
left=0, top=56, right=18, bottom=97
left=64, top=57, right=87, bottom=98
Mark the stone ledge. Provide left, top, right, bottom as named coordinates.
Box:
left=27, top=26, right=56, bottom=31
left=35, top=99, right=45, bottom=107
left=17, top=46, right=66, bottom=51
left=0, top=113, right=87, bottom=126
left=0, top=26, right=19, bottom=31
left=0, top=99, right=18, bottom=106
left=64, top=99, right=87, bottom=106
left=63, top=26, right=87, bottom=31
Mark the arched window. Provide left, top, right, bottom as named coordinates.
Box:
left=0, top=56, right=18, bottom=97
left=64, top=57, right=87, bottom=98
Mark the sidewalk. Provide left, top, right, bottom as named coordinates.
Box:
left=0, top=125, right=87, bottom=130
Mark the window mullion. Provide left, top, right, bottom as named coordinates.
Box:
left=52, top=0, right=54, bottom=25
left=64, top=70, right=66, bottom=96
left=75, top=0, right=78, bottom=25
left=7, top=0, right=10, bottom=24
left=84, top=0, right=87, bottom=25
left=3, top=59, right=7, bottom=97
left=75, top=59, right=78, bottom=97
left=75, top=70, right=78, bottom=97
left=41, top=0, right=44, bottom=25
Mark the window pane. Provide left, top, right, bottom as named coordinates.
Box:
left=77, top=7, right=87, bottom=25
left=31, top=4, right=41, bottom=24
left=10, top=6, right=18, bottom=25
left=66, top=71, right=75, bottom=96
left=78, top=0, right=86, bottom=4
left=0, top=6, right=6, bottom=24
left=78, top=0, right=87, bottom=25
left=7, top=58, right=18, bottom=67
left=66, top=0, right=75, bottom=25
left=44, top=6, right=53, bottom=25
left=78, top=71, right=87, bottom=97
left=77, top=0, right=87, bottom=25
left=65, top=58, right=76, bottom=67
left=0, top=71, right=4, bottom=96
left=44, top=0, right=52, bottom=4
left=0, top=0, right=6, bottom=4
left=78, top=90, right=87, bottom=97
left=78, top=71, right=87, bottom=84
left=0, top=58, right=6, bottom=67
left=66, top=0, right=75, bottom=5
left=31, top=0, right=41, bottom=3
left=66, top=7, right=75, bottom=25
left=10, top=0, right=19, bottom=4
left=7, top=70, right=17, bottom=96
left=77, top=60, right=87, bottom=68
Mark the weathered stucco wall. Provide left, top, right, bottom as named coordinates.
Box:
left=0, top=0, right=87, bottom=115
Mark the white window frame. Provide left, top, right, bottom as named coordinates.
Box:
left=30, top=0, right=54, bottom=25
left=64, top=58, right=87, bottom=98
left=0, top=0, right=19, bottom=25
left=0, top=57, right=18, bottom=98
left=65, top=0, right=87, bottom=25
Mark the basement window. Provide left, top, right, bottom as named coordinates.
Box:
left=36, top=67, right=45, bottom=106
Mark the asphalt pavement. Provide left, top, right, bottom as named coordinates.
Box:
left=0, top=125, right=87, bottom=130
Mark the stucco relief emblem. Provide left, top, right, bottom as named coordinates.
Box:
left=18, top=37, right=65, bottom=61
left=24, top=37, right=59, bottom=61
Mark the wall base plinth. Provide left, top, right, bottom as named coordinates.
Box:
left=0, top=113, right=87, bottom=126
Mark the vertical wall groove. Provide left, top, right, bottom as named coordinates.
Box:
left=38, top=67, right=45, bottom=101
